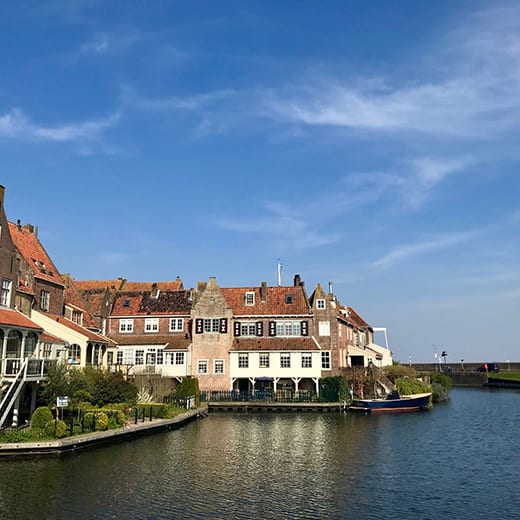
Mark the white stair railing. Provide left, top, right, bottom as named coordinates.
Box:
left=0, top=359, right=28, bottom=428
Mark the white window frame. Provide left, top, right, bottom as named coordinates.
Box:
left=116, top=351, right=124, bottom=364
left=280, top=353, right=291, bottom=368
left=301, top=353, right=312, bottom=368
left=0, top=279, right=12, bottom=306
left=316, top=298, right=326, bottom=310
left=197, top=360, right=208, bottom=374
left=169, top=318, right=183, bottom=332
left=40, top=290, right=50, bottom=311
left=119, top=319, right=134, bottom=333
left=240, top=322, right=257, bottom=336
left=204, top=318, right=220, bottom=333
left=135, top=350, right=144, bottom=365
left=144, top=318, right=159, bottom=332
left=214, top=359, right=225, bottom=374
left=245, top=291, right=255, bottom=306
left=238, top=353, right=249, bottom=368
left=275, top=321, right=302, bottom=336
left=259, top=353, right=270, bottom=368
left=175, top=352, right=185, bottom=365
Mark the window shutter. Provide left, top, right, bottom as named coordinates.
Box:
left=256, top=321, right=263, bottom=336
left=268, top=321, right=276, bottom=336
left=219, top=318, right=228, bottom=333
left=234, top=321, right=241, bottom=337
left=195, top=318, right=203, bottom=334
left=301, top=320, right=308, bottom=336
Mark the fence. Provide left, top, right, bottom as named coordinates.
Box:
left=200, top=389, right=338, bottom=403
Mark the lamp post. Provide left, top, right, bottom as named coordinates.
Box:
left=461, top=359, right=464, bottom=372
left=441, top=350, right=448, bottom=367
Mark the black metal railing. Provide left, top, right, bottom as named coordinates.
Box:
left=200, top=390, right=324, bottom=403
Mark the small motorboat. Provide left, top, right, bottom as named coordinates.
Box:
left=349, top=390, right=432, bottom=413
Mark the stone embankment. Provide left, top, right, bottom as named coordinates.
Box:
left=0, top=407, right=206, bottom=458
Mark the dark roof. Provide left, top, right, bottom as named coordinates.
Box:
left=231, top=337, right=320, bottom=352
left=109, top=334, right=190, bottom=349
left=111, top=290, right=192, bottom=316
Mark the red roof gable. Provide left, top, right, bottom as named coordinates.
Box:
left=346, top=306, right=371, bottom=329
left=8, top=221, right=64, bottom=287
left=0, top=308, right=43, bottom=331
left=44, top=313, right=114, bottom=344
left=220, top=285, right=309, bottom=316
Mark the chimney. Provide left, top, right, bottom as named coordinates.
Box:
left=260, top=281, right=267, bottom=302
left=0, top=184, right=4, bottom=207
left=294, top=274, right=301, bottom=286
left=197, top=281, right=207, bottom=293
left=151, top=283, right=159, bottom=298
left=17, top=219, right=21, bottom=231
left=328, top=282, right=333, bottom=295
left=208, top=276, right=216, bottom=288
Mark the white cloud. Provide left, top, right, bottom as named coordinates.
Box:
left=371, top=230, right=479, bottom=269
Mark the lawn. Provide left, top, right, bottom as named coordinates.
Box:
left=488, top=372, right=520, bottom=381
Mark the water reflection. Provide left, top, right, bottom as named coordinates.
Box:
left=0, top=389, right=519, bottom=519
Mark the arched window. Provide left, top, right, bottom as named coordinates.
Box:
left=24, top=332, right=38, bottom=358
left=6, top=330, right=22, bottom=358
left=69, top=344, right=81, bottom=364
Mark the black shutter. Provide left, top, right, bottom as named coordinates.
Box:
left=234, top=321, right=241, bottom=336
left=268, top=321, right=276, bottom=336
left=301, top=320, right=308, bottom=336
left=220, top=318, right=228, bottom=333
left=256, top=321, right=263, bottom=336
left=195, top=318, right=203, bottom=334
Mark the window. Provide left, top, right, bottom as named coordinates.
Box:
left=197, top=360, right=208, bottom=374
left=321, top=351, right=331, bottom=369
left=145, top=318, right=159, bottom=332
left=316, top=299, right=326, bottom=310
left=214, top=359, right=224, bottom=374
left=40, top=290, right=50, bottom=311
left=240, top=322, right=257, bottom=336
left=1, top=279, right=12, bottom=306
left=119, top=319, right=134, bottom=333
left=175, top=352, right=185, bottom=365
left=285, top=294, right=293, bottom=304
left=146, top=351, right=156, bottom=365
left=169, top=318, right=183, bottom=332
left=71, top=310, right=82, bottom=325
left=259, top=353, right=270, bottom=368
left=204, top=318, right=220, bottom=333
left=135, top=350, right=144, bottom=365
left=238, top=353, right=249, bottom=368
left=319, top=321, right=331, bottom=336
left=107, top=352, right=114, bottom=365
left=116, top=351, right=124, bottom=365
left=280, top=353, right=291, bottom=368
left=69, top=344, right=81, bottom=364
left=157, top=350, right=164, bottom=365
left=302, top=354, right=312, bottom=368
left=245, top=291, right=255, bottom=305
left=276, top=321, right=302, bottom=336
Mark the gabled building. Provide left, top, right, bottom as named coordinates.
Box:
left=105, top=286, right=192, bottom=381
left=192, top=275, right=329, bottom=394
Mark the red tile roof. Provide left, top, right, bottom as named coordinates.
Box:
left=231, top=337, right=320, bottom=351
left=220, top=285, right=310, bottom=316
left=61, top=274, right=97, bottom=328
left=111, top=291, right=192, bottom=316
left=8, top=222, right=64, bottom=287
left=0, top=308, right=43, bottom=331
left=122, top=279, right=183, bottom=292
left=74, top=280, right=124, bottom=291
left=346, top=306, right=371, bottom=329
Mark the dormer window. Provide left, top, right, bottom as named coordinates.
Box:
left=40, top=290, right=50, bottom=311
left=285, top=294, right=293, bottom=304
left=123, top=299, right=131, bottom=307
left=317, top=299, right=326, bottom=310
left=245, top=291, right=255, bottom=306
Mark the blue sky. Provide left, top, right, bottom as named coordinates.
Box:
left=1, top=1, right=519, bottom=363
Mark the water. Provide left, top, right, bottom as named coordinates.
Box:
left=0, top=388, right=518, bottom=519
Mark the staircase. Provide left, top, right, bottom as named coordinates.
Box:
left=0, top=359, right=28, bottom=428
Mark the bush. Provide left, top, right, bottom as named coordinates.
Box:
left=431, top=382, right=449, bottom=403
left=319, top=376, right=349, bottom=401
left=395, top=377, right=431, bottom=395
left=31, top=406, right=54, bottom=430
left=94, top=411, right=109, bottom=431
left=45, top=419, right=68, bottom=438
left=429, top=372, right=453, bottom=392
left=177, top=377, right=200, bottom=406
left=135, top=403, right=169, bottom=419
left=383, top=365, right=418, bottom=382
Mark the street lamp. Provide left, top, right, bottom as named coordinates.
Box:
left=441, top=351, right=448, bottom=365
left=461, top=359, right=464, bottom=371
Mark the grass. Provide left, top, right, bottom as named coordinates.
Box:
left=488, top=372, right=520, bottom=381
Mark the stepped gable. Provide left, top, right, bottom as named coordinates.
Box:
left=111, top=290, right=192, bottom=316
left=220, top=284, right=309, bottom=316
left=231, top=337, right=319, bottom=351
left=8, top=221, right=64, bottom=287
left=0, top=308, right=43, bottom=331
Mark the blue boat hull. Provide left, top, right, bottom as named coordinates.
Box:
left=349, top=392, right=432, bottom=413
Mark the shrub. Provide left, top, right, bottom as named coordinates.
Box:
left=429, top=372, right=453, bottom=392
left=383, top=365, right=418, bottom=382
left=431, top=382, right=449, bottom=403
left=135, top=403, right=168, bottom=419
left=319, top=376, right=349, bottom=401
left=395, top=377, right=431, bottom=395
left=83, top=412, right=96, bottom=431
left=94, top=411, right=109, bottom=431
left=45, top=419, right=68, bottom=438
left=31, top=406, right=54, bottom=430
left=177, top=377, right=200, bottom=406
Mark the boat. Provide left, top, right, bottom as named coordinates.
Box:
left=349, top=391, right=432, bottom=413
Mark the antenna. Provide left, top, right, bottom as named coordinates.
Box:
left=277, top=259, right=283, bottom=286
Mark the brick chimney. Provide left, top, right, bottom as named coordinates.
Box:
left=260, top=281, right=267, bottom=302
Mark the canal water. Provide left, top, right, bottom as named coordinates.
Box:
left=0, top=387, right=518, bottom=520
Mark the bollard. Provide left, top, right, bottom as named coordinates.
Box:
left=149, top=406, right=153, bottom=422
left=134, top=407, right=138, bottom=424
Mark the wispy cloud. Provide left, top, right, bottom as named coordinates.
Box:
left=371, top=230, right=479, bottom=269
left=0, top=108, right=120, bottom=148
left=79, top=30, right=142, bottom=56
